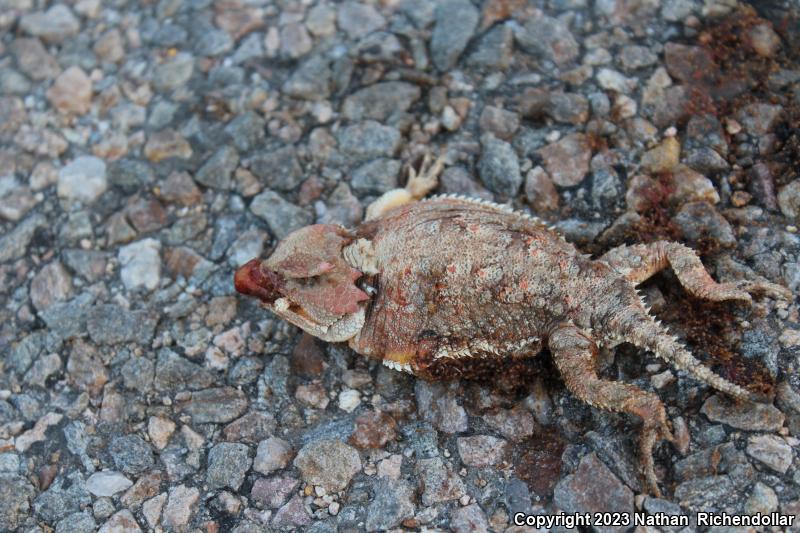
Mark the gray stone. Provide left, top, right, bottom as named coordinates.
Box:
left=478, top=134, right=522, bottom=197
left=539, top=133, right=591, bottom=187
left=467, top=24, right=514, bottom=69
left=271, top=494, right=312, bottom=528
left=673, top=201, right=736, bottom=248
left=0, top=475, right=35, bottom=530
left=0, top=213, right=46, bottom=263
left=342, top=82, right=420, bottom=122
left=153, top=52, right=194, bottom=92
left=19, top=5, right=80, bottom=44
left=746, top=434, right=793, bottom=473
left=337, top=121, right=402, bottom=161
left=225, top=112, right=265, bottom=152
left=207, top=443, right=252, bottom=490
left=34, top=472, right=91, bottom=523
left=620, top=45, right=658, bottom=70
left=163, top=485, right=199, bottom=529
left=430, top=0, right=479, bottom=71
left=56, top=512, right=97, bottom=533
left=415, top=381, right=468, bottom=433
left=294, top=439, right=362, bottom=492
left=58, top=156, right=108, bottom=204
left=98, top=509, right=142, bottom=533
left=86, top=304, right=157, bottom=345
left=778, top=179, right=800, bottom=219
left=416, top=456, right=466, bottom=505
left=350, top=158, right=401, bottom=195
left=118, top=238, right=162, bottom=291
left=515, top=16, right=579, bottom=66
left=457, top=435, right=508, bottom=467
left=154, top=348, right=216, bottom=391
left=452, top=503, right=489, bottom=533
left=109, top=435, right=155, bottom=475
left=282, top=55, right=332, bottom=100
left=195, top=146, right=239, bottom=189
left=553, top=454, right=633, bottom=533
left=250, top=191, right=313, bottom=240
left=10, top=37, right=61, bottom=80
left=365, top=478, right=415, bottom=531
left=701, top=394, right=785, bottom=431
left=320, top=182, right=363, bottom=227
left=337, top=1, right=385, bottom=39
left=30, top=261, right=73, bottom=312
left=674, top=475, right=734, bottom=510
left=254, top=437, right=294, bottom=476
left=280, top=22, right=312, bottom=59
left=180, top=387, right=249, bottom=423
left=251, top=476, right=299, bottom=508
left=86, top=471, right=133, bottom=497
left=248, top=146, right=303, bottom=191
left=121, top=356, right=155, bottom=393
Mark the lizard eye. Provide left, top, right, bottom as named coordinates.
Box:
left=234, top=259, right=284, bottom=304
left=358, top=278, right=377, bottom=297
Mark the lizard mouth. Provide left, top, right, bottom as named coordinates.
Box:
left=234, top=259, right=285, bottom=304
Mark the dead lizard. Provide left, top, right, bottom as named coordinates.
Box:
left=234, top=154, right=791, bottom=496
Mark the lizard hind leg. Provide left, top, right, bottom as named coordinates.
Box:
left=549, top=323, right=675, bottom=496
left=600, top=241, right=791, bottom=303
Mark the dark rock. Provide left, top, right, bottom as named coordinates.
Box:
left=250, top=191, right=313, bottom=240
left=294, top=439, right=362, bottom=492
left=553, top=454, right=633, bottom=533
left=700, top=394, right=784, bottom=431
left=337, top=121, right=402, bottom=162
left=514, top=16, right=579, bottom=66
left=452, top=503, right=489, bottom=533
left=86, top=305, right=157, bottom=345
left=253, top=437, right=293, bottom=475
left=154, top=348, right=216, bottom=391
left=251, top=476, right=299, bottom=509
left=33, top=473, right=91, bottom=523
left=179, top=387, right=249, bottom=424
left=365, top=478, right=415, bottom=530
left=206, top=443, right=252, bottom=490
left=672, top=201, right=736, bottom=248
left=415, top=381, right=468, bottom=433
left=467, top=24, right=514, bottom=70
left=195, top=146, right=239, bottom=190
left=478, top=134, right=522, bottom=197
left=223, top=411, right=277, bottom=444
left=247, top=147, right=303, bottom=192
left=416, top=456, right=466, bottom=505
left=349, top=411, right=397, bottom=449
left=225, top=112, right=266, bottom=152
left=350, top=158, right=401, bottom=195
left=271, top=494, right=312, bottom=528
left=282, top=56, right=332, bottom=100
left=0, top=475, right=35, bottom=529
left=109, top=435, right=155, bottom=475
left=342, top=82, right=421, bottom=122
left=430, top=0, right=479, bottom=71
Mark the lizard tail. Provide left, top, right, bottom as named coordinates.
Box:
left=620, top=311, right=756, bottom=402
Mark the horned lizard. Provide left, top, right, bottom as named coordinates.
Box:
left=234, top=155, right=791, bottom=496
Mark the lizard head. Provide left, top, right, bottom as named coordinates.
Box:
left=234, top=224, right=370, bottom=342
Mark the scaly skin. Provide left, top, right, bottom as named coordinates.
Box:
left=234, top=157, right=791, bottom=497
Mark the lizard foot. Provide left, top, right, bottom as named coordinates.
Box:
left=405, top=152, right=446, bottom=200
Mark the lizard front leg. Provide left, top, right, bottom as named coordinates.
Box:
left=600, top=241, right=791, bottom=302
left=549, top=322, right=675, bottom=497
left=364, top=153, right=446, bottom=220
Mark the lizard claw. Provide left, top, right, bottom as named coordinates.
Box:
left=405, top=153, right=445, bottom=199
